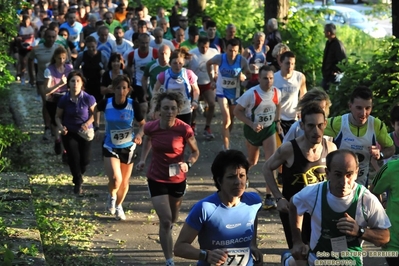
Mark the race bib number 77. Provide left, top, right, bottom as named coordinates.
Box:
left=214, top=247, right=250, bottom=266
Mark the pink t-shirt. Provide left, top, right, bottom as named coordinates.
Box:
left=144, top=119, right=194, bottom=183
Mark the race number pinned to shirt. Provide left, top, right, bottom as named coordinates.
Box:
left=169, top=163, right=181, bottom=177
left=255, top=112, right=273, bottom=127
left=331, top=236, right=348, bottom=253
left=111, top=128, right=132, bottom=145
left=222, top=77, right=238, bottom=89
left=214, top=247, right=250, bottom=266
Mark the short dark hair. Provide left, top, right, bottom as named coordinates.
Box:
left=280, top=51, right=295, bottom=62
left=301, top=102, right=325, bottom=124
left=108, top=53, right=124, bottom=70
left=349, top=86, right=373, bottom=103
left=67, top=70, right=86, bottom=89
left=258, top=65, right=274, bottom=76
left=138, top=20, right=147, bottom=27
left=206, top=20, right=216, bottom=29
left=326, top=149, right=359, bottom=171
left=325, top=23, right=336, bottom=35
left=85, top=35, right=97, bottom=44
left=211, top=150, right=249, bottom=191
left=112, top=74, right=131, bottom=89
left=226, top=38, right=240, bottom=48
left=197, top=36, right=209, bottom=46
left=132, top=32, right=140, bottom=42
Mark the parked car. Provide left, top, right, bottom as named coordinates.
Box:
left=318, top=0, right=391, bottom=5
left=314, top=5, right=388, bottom=38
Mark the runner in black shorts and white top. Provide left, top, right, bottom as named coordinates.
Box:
left=96, top=75, right=145, bottom=221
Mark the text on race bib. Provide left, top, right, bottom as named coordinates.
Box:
left=215, top=247, right=250, bottom=266
left=111, top=128, right=132, bottom=145
left=222, top=77, right=237, bottom=89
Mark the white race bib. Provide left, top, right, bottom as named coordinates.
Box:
left=255, top=110, right=274, bottom=127
left=110, top=128, right=132, bottom=145
left=222, top=77, right=238, bottom=89
left=217, top=247, right=250, bottom=266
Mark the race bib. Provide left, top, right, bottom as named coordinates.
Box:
left=255, top=108, right=274, bottom=127
left=217, top=247, right=250, bottom=266
left=111, top=128, right=132, bottom=145
left=222, top=77, right=237, bottom=89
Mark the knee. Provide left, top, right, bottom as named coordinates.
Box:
left=159, top=218, right=173, bottom=231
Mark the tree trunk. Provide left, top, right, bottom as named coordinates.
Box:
left=188, top=0, right=207, bottom=23
left=393, top=0, right=399, bottom=38
left=264, top=0, right=289, bottom=33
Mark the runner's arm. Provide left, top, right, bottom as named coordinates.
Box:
left=262, top=144, right=290, bottom=200
left=288, top=199, right=308, bottom=260
left=206, top=54, right=221, bottom=81
left=185, top=135, right=199, bottom=165
left=174, top=223, right=202, bottom=260
left=234, top=104, right=253, bottom=128
left=299, top=73, right=307, bottom=99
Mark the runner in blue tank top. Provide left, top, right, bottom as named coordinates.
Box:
left=96, top=75, right=145, bottom=221
left=206, top=39, right=250, bottom=151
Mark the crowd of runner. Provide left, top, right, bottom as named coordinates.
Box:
left=12, top=0, right=399, bottom=265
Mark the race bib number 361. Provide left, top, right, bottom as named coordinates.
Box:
left=111, top=128, right=132, bottom=145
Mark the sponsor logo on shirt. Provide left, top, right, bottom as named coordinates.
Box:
left=226, top=223, right=241, bottom=229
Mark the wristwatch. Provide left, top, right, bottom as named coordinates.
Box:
left=357, top=226, right=365, bottom=238
left=379, top=151, right=384, bottom=160
left=199, top=249, right=208, bottom=261
left=186, top=161, right=192, bottom=169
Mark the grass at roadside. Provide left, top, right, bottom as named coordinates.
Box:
left=30, top=173, right=115, bottom=265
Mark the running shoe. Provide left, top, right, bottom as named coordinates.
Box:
left=165, top=260, right=175, bottom=266
left=281, top=251, right=294, bottom=266
left=54, top=139, right=62, bottom=155
left=203, top=127, right=215, bottom=140
left=115, top=206, right=126, bottom=221
left=107, top=194, right=116, bottom=215
left=263, top=196, right=277, bottom=210
left=73, top=184, right=83, bottom=196
left=43, top=128, right=51, bottom=141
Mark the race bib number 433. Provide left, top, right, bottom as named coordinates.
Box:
left=111, top=128, right=132, bottom=145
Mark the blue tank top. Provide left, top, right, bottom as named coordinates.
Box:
left=103, top=97, right=135, bottom=149
left=216, top=54, right=242, bottom=99
left=248, top=45, right=267, bottom=65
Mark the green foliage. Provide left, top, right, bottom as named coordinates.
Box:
left=204, top=0, right=264, bottom=42
left=280, top=7, right=383, bottom=88
left=0, top=124, right=29, bottom=172
left=129, top=0, right=176, bottom=15
left=329, top=37, right=399, bottom=129
left=0, top=0, right=19, bottom=88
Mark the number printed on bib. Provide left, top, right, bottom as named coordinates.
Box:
left=216, top=247, right=250, bottom=266
left=111, top=128, right=132, bottom=145
left=222, top=77, right=237, bottom=88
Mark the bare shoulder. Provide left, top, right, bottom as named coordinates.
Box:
left=276, top=141, right=294, bottom=158
left=326, top=139, right=337, bottom=152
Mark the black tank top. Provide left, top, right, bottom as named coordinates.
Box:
left=81, top=50, right=103, bottom=87
left=282, top=138, right=329, bottom=200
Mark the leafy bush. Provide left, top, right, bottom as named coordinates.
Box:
left=330, top=37, right=399, bottom=130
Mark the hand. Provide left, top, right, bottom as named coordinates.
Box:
left=59, top=126, right=68, bottom=135
left=250, top=246, right=263, bottom=265
left=249, top=63, right=258, bottom=72
left=59, top=75, right=67, bottom=85
left=136, top=161, right=145, bottom=171
left=336, top=213, right=359, bottom=237
left=191, top=101, right=198, bottom=110
left=80, top=123, right=89, bottom=131
left=368, top=145, right=381, bottom=160
left=252, top=122, right=263, bottom=133
left=291, top=242, right=309, bottom=260
left=277, top=198, right=289, bottom=213
left=206, top=249, right=228, bottom=265
left=276, top=122, right=283, bottom=135
left=210, top=81, right=216, bottom=89
left=239, top=73, right=247, bottom=82
left=133, top=135, right=142, bottom=145
left=179, top=162, right=190, bottom=173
